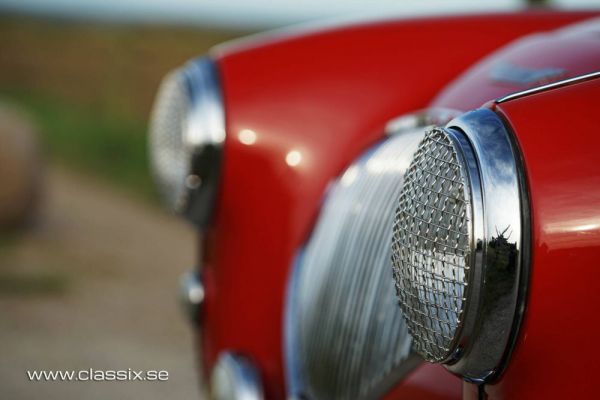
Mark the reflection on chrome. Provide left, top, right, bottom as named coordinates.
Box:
left=183, top=59, right=226, bottom=147
left=340, top=165, right=358, bottom=187
left=211, top=353, right=264, bottom=400
left=441, top=109, right=528, bottom=382
left=365, top=156, right=411, bottom=174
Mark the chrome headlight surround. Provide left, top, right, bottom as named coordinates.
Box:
left=149, top=57, right=225, bottom=227
left=391, top=109, right=530, bottom=382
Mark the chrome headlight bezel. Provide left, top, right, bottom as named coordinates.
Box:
left=149, top=57, right=225, bottom=227
left=391, top=109, right=530, bottom=383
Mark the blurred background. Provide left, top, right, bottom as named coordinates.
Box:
left=0, top=0, right=595, bottom=399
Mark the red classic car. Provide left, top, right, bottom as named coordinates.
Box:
left=148, top=9, right=600, bottom=400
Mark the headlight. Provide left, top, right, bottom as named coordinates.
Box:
left=391, top=109, right=530, bottom=382
left=149, top=57, right=224, bottom=227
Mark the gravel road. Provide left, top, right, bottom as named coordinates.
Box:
left=0, top=166, right=204, bottom=399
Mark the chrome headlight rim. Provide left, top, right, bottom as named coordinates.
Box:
left=392, top=108, right=530, bottom=383
left=149, top=57, right=225, bottom=227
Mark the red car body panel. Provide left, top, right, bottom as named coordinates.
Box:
left=382, top=363, right=463, bottom=400
left=201, top=11, right=599, bottom=399
left=479, top=76, right=600, bottom=400
left=433, top=16, right=600, bottom=111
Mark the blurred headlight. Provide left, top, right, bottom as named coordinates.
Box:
left=149, top=57, right=224, bottom=227
left=391, top=109, right=530, bottom=382
left=286, top=121, right=432, bottom=399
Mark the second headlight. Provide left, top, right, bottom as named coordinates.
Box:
left=149, top=57, right=225, bottom=227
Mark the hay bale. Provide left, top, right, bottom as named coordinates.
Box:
left=0, top=102, right=42, bottom=229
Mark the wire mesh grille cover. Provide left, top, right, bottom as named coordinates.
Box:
left=391, top=128, right=472, bottom=362
left=287, top=130, right=425, bottom=399
left=149, top=70, right=190, bottom=210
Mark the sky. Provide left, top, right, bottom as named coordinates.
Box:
left=0, top=0, right=597, bottom=29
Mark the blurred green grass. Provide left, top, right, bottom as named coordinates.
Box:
left=6, top=90, right=155, bottom=200
left=0, top=270, right=69, bottom=297
left=0, top=15, right=247, bottom=202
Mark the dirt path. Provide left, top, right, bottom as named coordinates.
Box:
left=0, top=166, right=203, bottom=399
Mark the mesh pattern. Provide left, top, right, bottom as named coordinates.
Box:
left=391, top=128, right=472, bottom=362
left=149, top=70, right=191, bottom=210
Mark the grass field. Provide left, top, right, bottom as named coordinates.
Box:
left=0, top=15, right=247, bottom=201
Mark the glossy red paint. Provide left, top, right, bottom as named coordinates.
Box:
left=480, top=76, right=600, bottom=399
left=202, top=11, right=597, bottom=399
left=432, top=16, right=600, bottom=112
left=383, top=363, right=463, bottom=400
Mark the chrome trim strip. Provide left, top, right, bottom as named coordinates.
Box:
left=210, top=352, right=264, bottom=400
left=441, top=109, right=529, bottom=382
left=495, top=71, right=600, bottom=104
